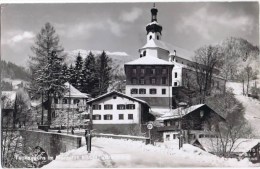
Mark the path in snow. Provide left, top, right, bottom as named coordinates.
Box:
left=227, top=82, right=260, bottom=137
left=43, top=137, right=258, bottom=168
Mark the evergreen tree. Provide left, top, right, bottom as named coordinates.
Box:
left=96, top=51, right=112, bottom=96
left=74, top=52, right=84, bottom=91
left=61, top=63, right=69, bottom=84
left=68, top=64, right=76, bottom=85
left=29, top=22, right=66, bottom=125
left=82, top=51, right=99, bottom=96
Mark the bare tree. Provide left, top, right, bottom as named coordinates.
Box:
left=206, top=89, right=253, bottom=157
left=192, top=45, right=223, bottom=103
left=1, top=92, right=36, bottom=167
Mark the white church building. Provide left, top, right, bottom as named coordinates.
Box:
left=124, top=4, right=225, bottom=111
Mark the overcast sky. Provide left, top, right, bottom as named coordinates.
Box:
left=1, top=2, right=259, bottom=66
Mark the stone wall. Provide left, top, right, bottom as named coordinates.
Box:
left=20, top=130, right=82, bottom=159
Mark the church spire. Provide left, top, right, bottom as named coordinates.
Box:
left=151, top=3, right=158, bottom=22
left=145, top=4, right=163, bottom=41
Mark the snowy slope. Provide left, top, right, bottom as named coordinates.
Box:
left=227, top=82, right=260, bottom=137
left=43, top=137, right=258, bottom=168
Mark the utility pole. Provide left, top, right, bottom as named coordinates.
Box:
left=67, top=83, right=71, bottom=134
left=41, top=91, right=44, bottom=125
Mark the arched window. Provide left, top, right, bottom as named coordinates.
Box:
left=149, top=35, right=152, bottom=40
left=157, top=35, right=159, bottom=40
left=143, top=51, right=146, bottom=56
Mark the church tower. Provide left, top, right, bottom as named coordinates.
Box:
left=146, top=3, right=163, bottom=42
left=139, top=4, right=170, bottom=59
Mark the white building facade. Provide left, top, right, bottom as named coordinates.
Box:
left=87, top=91, right=155, bottom=134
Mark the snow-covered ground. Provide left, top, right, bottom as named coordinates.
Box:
left=43, top=137, right=258, bottom=168
left=227, top=82, right=260, bottom=137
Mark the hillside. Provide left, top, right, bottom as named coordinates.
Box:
left=219, top=37, right=259, bottom=80
left=1, top=60, right=30, bottom=81
left=226, top=81, right=260, bottom=137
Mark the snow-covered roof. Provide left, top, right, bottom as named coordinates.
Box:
left=125, top=56, right=174, bottom=66
left=196, top=138, right=260, bottom=155
left=140, top=39, right=194, bottom=62
left=87, top=90, right=150, bottom=106
left=150, top=107, right=172, bottom=116
left=141, top=39, right=170, bottom=51
left=31, top=101, right=42, bottom=107
left=157, top=104, right=206, bottom=121
left=1, top=91, right=16, bottom=109
left=64, top=82, right=89, bottom=98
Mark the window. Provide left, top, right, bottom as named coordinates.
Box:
left=93, top=104, right=101, bottom=110
left=119, top=114, right=124, bottom=120
left=162, top=68, right=167, bottom=74
left=175, top=72, right=178, bottom=78
left=176, top=59, right=178, bottom=62
left=131, top=78, right=137, bottom=84
left=150, top=88, right=157, bottom=94
left=132, top=68, right=137, bottom=75
left=54, top=98, right=59, bottom=104
left=104, top=104, right=113, bottom=110
left=73, top=99, right=80, bottom=104
left=174, top=82, right=178, bottom=86
left=150, top=78, right=156, bottom=84
left=131, top=88, right=138, bottom=94
left=117, top=104, right=126, bottom=110
left=93, top=114, right=101, bottom=120
left=143, top=51, right=146, bottom=56
left=140, top=54, right=143, bottom=58
left=149, top=35, right=152, bottom=40
left=151, top=68, right=156, bottom=75
left=166, top=134, right=170, bottom=141
left=175, top=121, right=178, bottom=126
left=126, top=104, right=135, bottom=109
left=141, top=68, right=145, bottom=75
left=140, top=78, right=145, bottom=85
left=128, top=114, right=133, bottom=120
left=157, top=35, right=159, bottom=40
left=113, top=96, right=117, bottom=99
left=62, top=99, right=67, bottom=104
left=162, top=89, right=166, bottom=95
left=104, top=114, right=113, bottom=120
left=139, top=88, right=146, bottom=94
left=162, top=77, right=167, bottom=85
